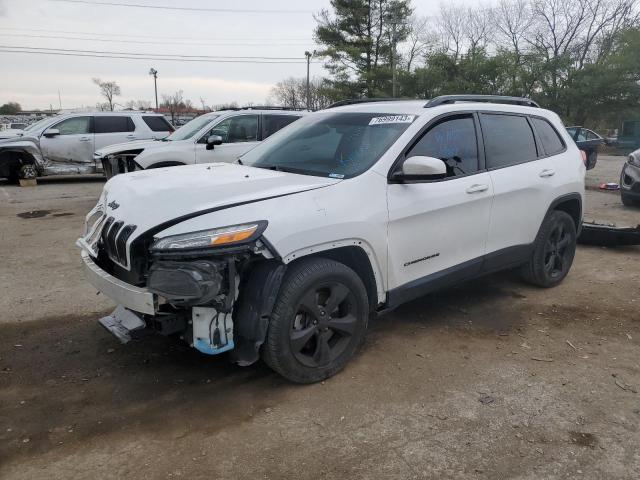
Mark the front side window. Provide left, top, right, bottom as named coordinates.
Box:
left=531, top=117, right=565, bottom=156
left=407, top=115, right=478, bottom=177
left=482, top=114, right=538, bottom=169
left=262, top=114, right=300, bottom=139
left=242, top=112, right=415, bottom=178
left=94, top=116, right=135, bottom=134
left=586, top=130, right=600, bottom=140
left=206, top=115, right=259, bottom=143
left=53, top=117, right=91, bottom=135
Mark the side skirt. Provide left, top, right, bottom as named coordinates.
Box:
left=384, top=244, right=533, bottom=310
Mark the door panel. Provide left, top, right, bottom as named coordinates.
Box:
left=386, top=114, right=493, bottom=291
left=39, top=116, right=94, bottom=173
left=387, top=173, right=494, bottom=290
left=481, top=113, right=556, bottom=253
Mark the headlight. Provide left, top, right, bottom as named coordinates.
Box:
left=150, top=221, right=267, bottom=251
left=628, top=155, right=640, bottom=167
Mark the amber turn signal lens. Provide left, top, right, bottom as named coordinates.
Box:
left=210, top=226, right=258, bottom=245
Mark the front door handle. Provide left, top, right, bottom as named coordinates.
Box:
left=79, top=136, right=92, bottom=142
left=126, top=134, right=136, bottom=139
left=539, top=168, right=555, bottom=178
left=466, top=184, right=489, bottom=194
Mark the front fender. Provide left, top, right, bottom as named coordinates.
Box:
left=0, top=141, right=44, bottom=167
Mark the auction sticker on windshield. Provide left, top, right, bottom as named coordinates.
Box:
left=369, top=115, right=416, bottom=125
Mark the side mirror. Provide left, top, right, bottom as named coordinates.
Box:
left=206, top=135, right=223, bottom=150
left=393, top=156, right=447, bottom=181
left=43, top=128, right=60, bottom=138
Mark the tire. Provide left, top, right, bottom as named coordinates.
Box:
left=147, top=161, right=184, bottom=170
left=621, top=191, right=639, bottom=207
left=262, top=258, right=369, bottom=384
left=520, top=210, right=577, bottom=288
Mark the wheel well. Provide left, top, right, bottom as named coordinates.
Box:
left=552, top=197, right=581, bottom=229
left=290, top=246, right=378, bottom=312
left=0, top=150, right=37, bottom=179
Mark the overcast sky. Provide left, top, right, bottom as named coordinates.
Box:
left=0, top=0, right=481, bottom=110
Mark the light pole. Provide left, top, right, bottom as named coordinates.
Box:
left=304, top=51, right=315, bottom=110
left=149, top=68, right=158, bottom=109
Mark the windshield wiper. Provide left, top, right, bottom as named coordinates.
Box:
left=253, top=164, right=328, bottom=177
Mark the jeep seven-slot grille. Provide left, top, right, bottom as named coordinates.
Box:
left=100, top=216, right=137, bottom=267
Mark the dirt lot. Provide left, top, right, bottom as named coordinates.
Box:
left=1, top=158, right=639, bottom=479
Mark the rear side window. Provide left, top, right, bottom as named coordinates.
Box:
left=94, top=116, right=135, bottom=134
left=143, top=115, right=173, bottom=132
left=407, top=115, right=479, bottom=177
left=262, top=114, right=299, bottom=139
left=482, top=114, right=538, bottom=169
left=531, top=117, right=565, bottom=156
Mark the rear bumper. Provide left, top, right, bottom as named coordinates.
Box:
left=81, top=250, right=156, bottom=315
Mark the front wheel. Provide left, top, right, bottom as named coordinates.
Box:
left=520, top=210, right=577, bottom=288
left=621, top=191, right=639, bottom=207
left=262, top=258, right=369, bottom=383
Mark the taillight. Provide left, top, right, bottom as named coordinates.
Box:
left=580, top=150, right=587, bottom=165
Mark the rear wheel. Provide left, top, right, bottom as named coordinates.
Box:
left=521, top=210, right=576, bottom=288
left=262, top=258, right=369, bottom=383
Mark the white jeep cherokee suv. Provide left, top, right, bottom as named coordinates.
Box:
left=95, top=107, right=306, bottom=178
left=78, top=95, right=585, bottom=383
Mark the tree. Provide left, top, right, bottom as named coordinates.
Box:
left=271, top=77, right=339, bottom=110
left=92, top=78, right=121, bottom=111
left=124, top=99, right=152, bottom=110
left=0, top=102, right=21, bottom=114
left=314, top=0, right=413, bottom=98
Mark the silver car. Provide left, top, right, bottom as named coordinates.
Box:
left=0, top=112, right=173, bottom=182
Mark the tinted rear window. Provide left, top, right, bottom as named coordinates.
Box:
left=531, top=117, right=565, bottom=155
left=95, top=116, right=135, bottom=134
left=262, top=114, right=300, bottom=139
left=143, top=115, right=173, bottom=132
left=482, top=114, right=538, bottom=169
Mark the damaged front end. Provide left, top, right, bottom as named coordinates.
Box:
left=98, top=150, right=143, bottom=179
left=86, top=218, right=286, bottom=366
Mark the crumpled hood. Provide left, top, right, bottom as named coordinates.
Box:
left=95, top=139, right=163, bottom=157
left=100, top=162, right=341, bottom=235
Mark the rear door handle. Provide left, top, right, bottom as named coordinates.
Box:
left=79, top=136, right=92, bottom=142
left=126, top=134, right=136, bottom=139
left=466, top=184, right=489, bottom=194
left=539, top=169, right=555, bottom=178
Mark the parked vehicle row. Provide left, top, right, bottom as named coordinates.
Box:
left=77, top=95, right=585, bottom=383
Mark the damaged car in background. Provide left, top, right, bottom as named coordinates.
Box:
left=78, top=95, right=585, bottom=383
left=620, top=148, right=640, bottom=207
left=94, top=108, right=306, bottom=179
left=0, top=112, right=172, bottom=182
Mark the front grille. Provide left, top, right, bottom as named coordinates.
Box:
left=101, top=216, right=137, bottom=267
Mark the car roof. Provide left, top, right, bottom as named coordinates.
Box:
left=325, top=99, right=556, bottom=119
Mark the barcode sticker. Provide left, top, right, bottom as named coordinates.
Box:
left=369, top=115, right=416, bottom=125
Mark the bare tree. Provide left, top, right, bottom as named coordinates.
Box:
left=403, top=15, right=437, bottom=71
left=161, top=90, right=184, bottom=124
left=465, top=7, right=493, bottom=56
left=437, top=4, right=466, bottom=59
left=92, top=78, right=121, bottom=111
left=271, top=77, right=304, bottom=109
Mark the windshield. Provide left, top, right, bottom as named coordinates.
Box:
left=166, top=114, right=218, bottom=141
left=24, top=118, right=51, bottom=132
left=241, top=112, right=415, bottom=178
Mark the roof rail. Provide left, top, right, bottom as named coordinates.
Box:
left=425, top=95, right=540, bottom=108
left=325, top=98, right=409, bottom=109
left=215, top=106, right=309, bottom=112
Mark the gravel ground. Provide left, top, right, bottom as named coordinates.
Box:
left=0, top=162, right=639, bottom=479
